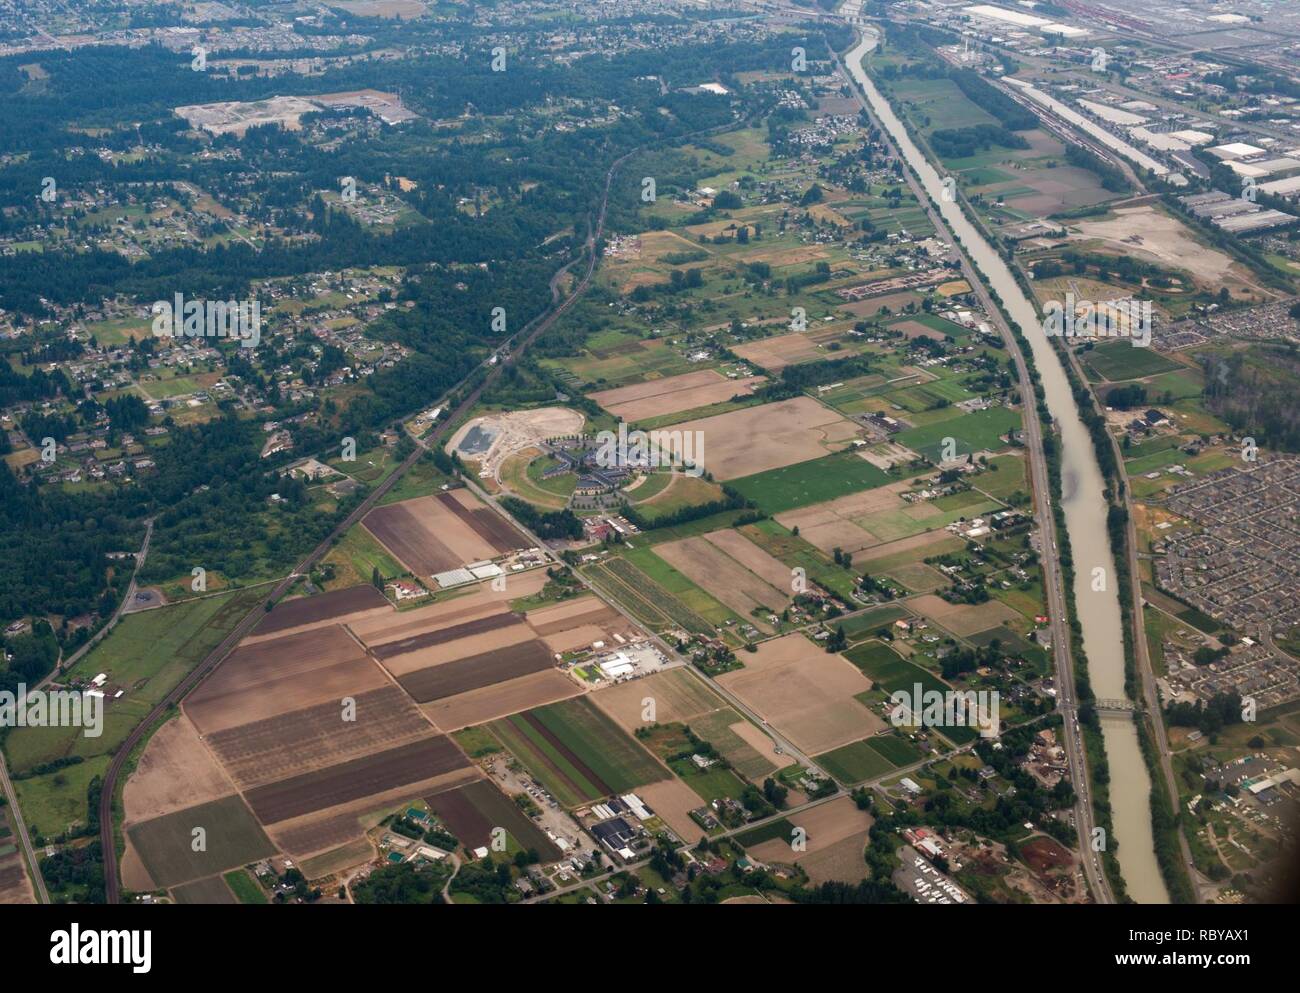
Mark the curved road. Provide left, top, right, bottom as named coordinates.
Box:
left=99, top=116, right=748, bottom=904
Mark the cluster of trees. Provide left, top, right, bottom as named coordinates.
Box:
left=499, top=496, right=583, bottom=540
left=1201, top=344, right=1300, bottom=453
left=351, top=862, right=448, bottom=905
left=1064, top=144, right=1131, bottom=194
left=1165, top=691, right=1244, bottom=736
left=621, top=485, right=747, bottom=532
left=931, top=124, right=1030, bottom=160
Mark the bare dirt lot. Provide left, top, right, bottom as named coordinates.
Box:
left=248, top=584, right=390, bottom=641
left=733, top=332, right=833, bottom=372
left=668, top=396, right=859, bottom=480
left=588, top=369, right=765, bottom=421
left=907, top=593, right=1021, bottom=637
left=591, top=666, right=725, bottom=733
left=421, top=668, right=583, bottom=732
left=717, top=634, right=882, bottom=755
left=656, top=534, right=788, bottom=621
left=637, top=778, right=708, bottom=841
left=1070, top=206, right=1246, bottom=289
left=185, top=626, right=387, bottom=734
left=124, top=714, right=235, bottom=826
left=395, top=639, right=555, bottom=703
left=205, top=686, right=433, bottom=789
left=447, top=407, right=585, bottom=480
left=362, top=492, right=509, bottom=576
left=749, top=795, right=873, bottom=881
left=242, top=735, right=472, bottom=825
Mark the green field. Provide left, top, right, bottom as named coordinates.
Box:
left=322, top=524, right=406, bottom=591
left=734, top=818, right=794, bottom=847
left=895, top=406, right=1021, bottom=462
left=491, top=697, right=666, bottom=806
left=816, top=730, right=924, bottom=784
left=729, top=450, right=892, bottom=514
left=3, top=587, right=266, bottom=774
left=13, top=755, right=110, bottom=840
left=843, top=640, right=949, bottom=696
left=127, top=795, right=276, bottom=890
left=816, top=740, right=891, bottom=784
left=838, top=605, right=910, bottom=641
left=223, top=868, right=269, bottom=904
left=1083, top=341, right=1181, bottom=381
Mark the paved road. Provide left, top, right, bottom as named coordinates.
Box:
left=97, top=118, right=732, bottom=903
left=0, top=751, right=49, bottom=903
left=0, top=517, right=154, bottom=905
left=1062, top=345, right=1203, bottom=902
left=830, top=27, right=1115, bottom=904
left=462, top=474, right=826, bottom=778
left=59, top=518, right=155, bottom=677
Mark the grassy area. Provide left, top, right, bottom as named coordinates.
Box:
left=12, top=755, right=110, bottom=841
left=843, top=639, right=949, bottom=696
left=320, top=524, right=405, bottom=592
left=223, top=868, right=269, bottom=904
left=531, top=698, right=666, bottom=792
left=1082, top=341, right=1181, bottom=381
left=816, top=740, right=894, bottom=784
left=729, top=450, right=893, bottom=514
left=3, top=587, right=266, bottom=774
left=895, top=406, right=1021, bottom=462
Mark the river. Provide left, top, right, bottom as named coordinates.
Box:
left=845, top=28, right=1169, bottom=903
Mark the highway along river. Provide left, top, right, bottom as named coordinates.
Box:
left=846, top=28, right=1168, bottom=903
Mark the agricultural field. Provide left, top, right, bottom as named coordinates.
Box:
left=653, top=529, right=792, bottom=629
left=729, top=450, right=893, bottom=515
left=362, top=489, right=527, bottom=577
left=587, top=368, right=765, bottom=423
left=816, top=733, right=923, bottom=785
left=844, top=639, right=950, bottom=699
left=425, top=779, right=561, bottom=860
left=4, top=587, right=268, bottom=773
left=488, top=697, right=668, bottom=807
left=665, top=396, right=860, bottom=480
left=1082, top=341, right=1183, bottom=382
left=716, top=634, right=883, bottom=755
left=126, top=795, right=276, bottom=891
left=895, top=406, right=1021, bottom=462
left=743, top=795, right=874, bottom=885
left=592, top=666, right=726, bottom=733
